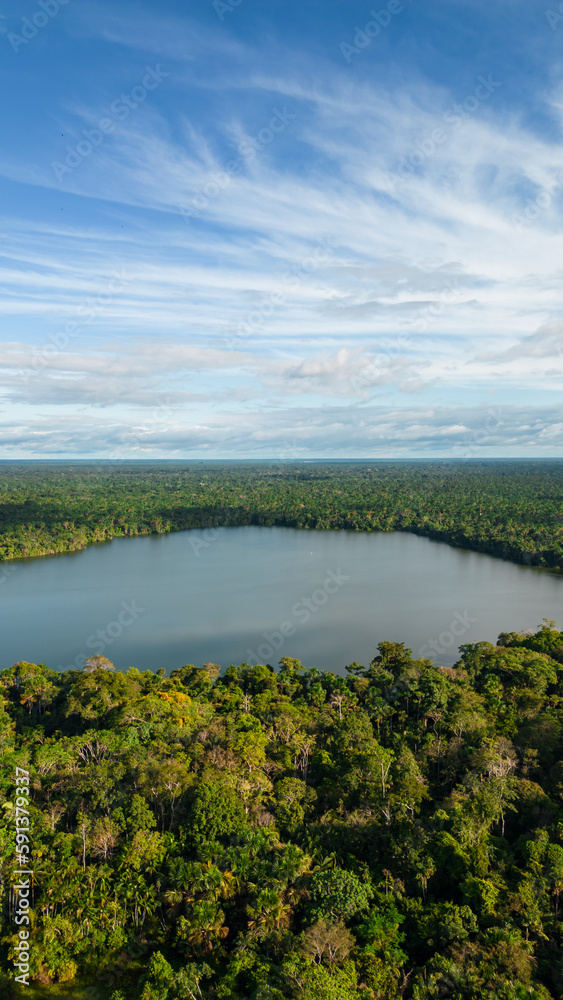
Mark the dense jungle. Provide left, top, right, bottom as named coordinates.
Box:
left=2, top=461, right=563, bottom=997
left=2, top=622, right=563, bottom=998
left=1, top=460, right=563, bottom=569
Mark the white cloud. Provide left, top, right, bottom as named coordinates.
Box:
left=1, top=403, right=561, bottom=459
left=2, top=42, right=563, bottom=455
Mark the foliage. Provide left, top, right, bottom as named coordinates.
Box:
left=1, top=460, right=563, bottom=569
left=1, top=620, right=563, bottom=997
left=189, top=780, right=247, bottom=844
left=305, top=868, right=373, bottom=923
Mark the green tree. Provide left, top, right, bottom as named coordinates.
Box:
left=189, top=780, right=247, bottom=843
left=140, top=951, right=174, bottom=1000
left=306, top=868, right=373, bottom=924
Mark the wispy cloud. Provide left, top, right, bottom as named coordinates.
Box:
left=1, top=0, right=563, bottom=455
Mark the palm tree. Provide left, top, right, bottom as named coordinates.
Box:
left=247, top=888, right=290, bottom=934
left=177, top=901, right=228, bottom=953
left=191, top=862, right=237, bottom=902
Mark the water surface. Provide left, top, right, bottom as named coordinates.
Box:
left=2, top=527, right=562, bottom=673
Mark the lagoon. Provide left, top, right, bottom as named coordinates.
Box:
left=2, top=526, right=562, bottom=673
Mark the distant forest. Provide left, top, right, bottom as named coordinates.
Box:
left=1, top=460, right=563, bottom=569
left=2, top=622, right=563, bottom=998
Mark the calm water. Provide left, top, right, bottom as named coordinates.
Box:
left=1, top=527, right=562, bottom=673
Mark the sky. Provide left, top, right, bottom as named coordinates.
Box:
left=1, top=0, right=563, bottom=459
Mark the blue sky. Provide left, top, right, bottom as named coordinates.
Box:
left=1, top=0, right=563, bottom=458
